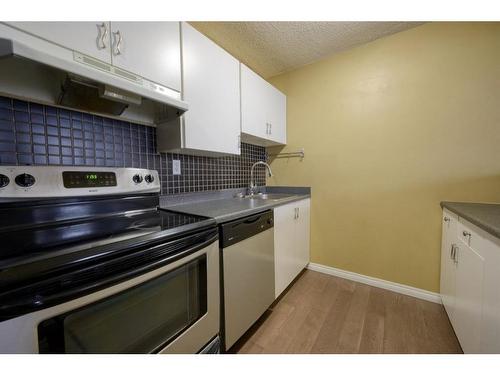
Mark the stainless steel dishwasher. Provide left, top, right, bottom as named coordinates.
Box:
left=219, top=210, right=275, bottom=351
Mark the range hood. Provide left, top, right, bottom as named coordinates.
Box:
left=0, top=37, right=188, bottom=123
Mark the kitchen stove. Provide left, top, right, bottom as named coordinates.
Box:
left=0, top=166, right=220, bottom=354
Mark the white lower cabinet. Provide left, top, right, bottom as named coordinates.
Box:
left=478, top=234, right=500, bottom=353
left=440, top=208, right=495, bottom=353
left=440, top=210, right=458, bottom=321
left=453, top=240, right=484, bottom=353
left=274, top=198, right=310, bottom=298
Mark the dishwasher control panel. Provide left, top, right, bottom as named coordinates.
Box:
left=219, top=210, right=274, bottom=248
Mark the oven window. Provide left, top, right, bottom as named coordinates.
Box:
left=38, top=255, right=207, bottom=353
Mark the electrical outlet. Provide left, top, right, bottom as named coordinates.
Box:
left=173, top=159, right=181, bottom=175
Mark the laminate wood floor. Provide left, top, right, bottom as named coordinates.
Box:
left=229, top=270, right=462, bottom=354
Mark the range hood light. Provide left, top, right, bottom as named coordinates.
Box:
left=99, top=85, right=142, bottom=106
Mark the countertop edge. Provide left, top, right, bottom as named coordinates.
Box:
left=441, top=201, right=500, bottom=240
left=212, top=194, right=311, bottom=223
left=160, top=186, right=311, bottom=224
left=162, top=191, right=311, bottom=224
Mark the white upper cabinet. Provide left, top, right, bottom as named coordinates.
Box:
left=241, top=64, right=267, bottom=140
left=109, top=22, right=181, bottom=91
left=156, top=23, right=241, bottom=156
left=180, top=22, right=240, bottom=155
left=266, top=81, right=287, bottom=144
left=7, top=22, right=182, bottom=92
left=241, top=64, right=286, bottom=146
left=6, top=22, right=112, bottom=64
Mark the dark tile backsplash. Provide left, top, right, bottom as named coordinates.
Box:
left=0, top=95, right=267, bottom=195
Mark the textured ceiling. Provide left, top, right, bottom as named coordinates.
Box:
left=190, top=22, right=424, bottom=78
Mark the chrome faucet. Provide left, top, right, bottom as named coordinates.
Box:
left=249, top=161, right=273, bottom=196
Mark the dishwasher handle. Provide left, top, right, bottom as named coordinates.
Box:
left=220, top=210, right=274, bottom=248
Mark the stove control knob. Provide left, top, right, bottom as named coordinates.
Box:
left=132, top=174, right=143, bottom=184
left=0, top=174, right=10, bottom=188
left=144, top=174, right=154, bottom=184
left=15, top=173, right=36, bottom=188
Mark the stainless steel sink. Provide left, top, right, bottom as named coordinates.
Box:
left=234, top=193, right=296, bottom=201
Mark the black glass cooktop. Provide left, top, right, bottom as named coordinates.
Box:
left=0, top=194, right=213, bottom=264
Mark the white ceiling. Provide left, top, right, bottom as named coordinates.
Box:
left=190, top=22, right=425, bottom=78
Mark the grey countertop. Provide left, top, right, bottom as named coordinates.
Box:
left=160, top=186, right=311, bottom=223
left=441, top=201, right=500, bottom=239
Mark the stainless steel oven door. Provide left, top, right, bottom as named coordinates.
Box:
left=0, top=239, right=219, bottom=354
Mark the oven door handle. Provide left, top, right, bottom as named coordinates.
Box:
left=0, top=228, right=218, bottom=322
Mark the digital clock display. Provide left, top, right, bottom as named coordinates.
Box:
left=63, top=171, right=117, bottom=188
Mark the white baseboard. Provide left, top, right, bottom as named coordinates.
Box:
left=307, top=262, right=442, bottom=304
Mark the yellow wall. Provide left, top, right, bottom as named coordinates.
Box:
left=268, top=22, right=500, bottom=292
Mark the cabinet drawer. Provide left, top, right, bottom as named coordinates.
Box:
left=443, top=208, right=458, bottom=223
left=457, top=219, right=482, bottom=250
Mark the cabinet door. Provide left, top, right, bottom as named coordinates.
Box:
left=274, top=202, right=298, bottom=298
left=295, top=199, right=311, bottom=272
left=110, top=22, right=181, bottom=91
left=241, top=64, right=268, bottom=140
left=454, top=242, right=485, bottom=353
left=267, top=84, right=287, bottom=145
left=440, top=210, right=458, bottom=322
left=478, top=235, right=500, bottom=353
left=7, top=22, right=112, bottom=63
left=181, top=23, right=241, bottom=155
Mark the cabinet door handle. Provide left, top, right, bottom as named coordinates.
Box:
left=450, top=244, right=454, bottom=260
left=444, top=217, right=450, bottom=222
left=265, top=123, right=269, bottom=135
left=463, top=230, right=471, bottom=237
left=297, top=207, right=299, bottom=218
left=96, top=23, right=108, bottom=50
left=113, top=30, right=122, bottom=55
left=269, top=123, right=272, bottom=135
